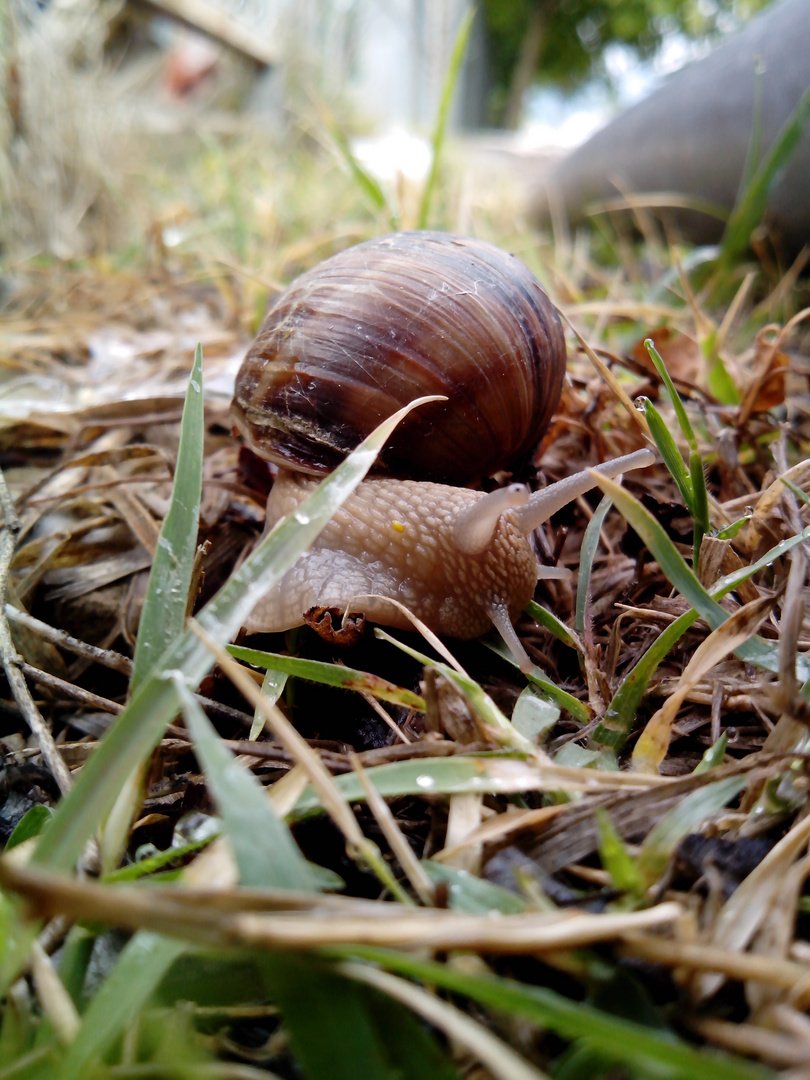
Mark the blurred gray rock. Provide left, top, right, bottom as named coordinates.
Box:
left=535, top=0, right=810, bottom=253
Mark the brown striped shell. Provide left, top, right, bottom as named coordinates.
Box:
left=231, top=231, right=566, bottom=485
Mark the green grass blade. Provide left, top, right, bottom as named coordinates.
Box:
left=56, top=927, right=95, bottom=1008
left=637, top=776, right=748, bottom=886
left=291, top=754, right=578, bottom=819
left=525, top=601, right=583, bottom=652
left=695, top=733, right=728, bottom=774
left=512, top=684, right=560, bottom=744
left=719, top=84, right=810, bottom=267
left=417, top=5, right=475, bottom=229
left=576, top=494, right=613, bottom=635
left=322, top=949, right=772, bottom=1080
left=740, top=60, right=764, bottom=196
left=589, top=472, right=810, bottom=680
left=102, top=837, right=213, bottom=883
left=594, top=809, right=644, bottom=896
left=594, top=520, right=810, bottom=750
left=591, top=609, right=700, bottom=751
left=484, top=638, right=591, bottom=723
left=643, top=398, right=693, bottom=510
left=262, top=953, right=462, bottom=1080
left=706, top=353, right=741, bottom=406
left=250, top=668, right=287, bottom=740
left=6, top=806, right=51, bottom=851
left=130, top=344, right=203, bottom=695
left=228, top=645, right=426, bottom=711
left=32, top=396, right=441, bottom=873
left=176, top=678, right=320, bottom=891
left=376, top=629, right=535, bottom=750
left=644, top=340, right=697, bottom=451
left=689, top=448, right=710, bottom=558
left=326, top=118, right=397, bottom=226
left=56, top=932, right=187, bottom=1080
left=420, top=862, right=526, bottom=914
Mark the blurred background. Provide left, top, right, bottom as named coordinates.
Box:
left=0, top=0, right=776, bottom=262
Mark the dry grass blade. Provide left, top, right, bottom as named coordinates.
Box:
left=692, top=1017, right=810, bottom=1069
left=0, top=854, right=683, bottom=953
left=29, top=940, right=80, bottom=1045
left=431, top=805, right=567, bottom=863
left=567, top=324, right=651, bottom=440
left=350, top=754, right=434, bottom=905
left=632, top=592, right=776, bottom=772
left=697, top=812, right=810, bottom=999
left=342, top=962, right=550, bottom=1080
left=620, top=935, right=810, bottom=1005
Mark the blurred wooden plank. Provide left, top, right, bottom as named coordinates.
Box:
left=140, top=0, right=276, bottom=66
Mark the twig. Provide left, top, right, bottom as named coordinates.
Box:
left=0, top=469, right=72, bottom=795
left=19, top=663, right=124, bottom=715
left=5, top=605, right=133, bottom=675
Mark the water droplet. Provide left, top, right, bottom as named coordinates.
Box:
left=293, top=511, right=311, bottom=525
left=415, top=775, right=434, bottom=789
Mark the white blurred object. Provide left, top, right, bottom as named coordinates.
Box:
left=351, top=128, right=432, bottom=184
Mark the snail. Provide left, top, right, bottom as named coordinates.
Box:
left=232, top=231, right=653, bottom=671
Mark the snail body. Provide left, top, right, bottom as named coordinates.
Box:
left=243, top=471, right=538, bottom=642
left=233, top=232, right=653, bottom=670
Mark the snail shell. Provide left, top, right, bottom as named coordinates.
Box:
left=232, top=231, right=566, bottom=486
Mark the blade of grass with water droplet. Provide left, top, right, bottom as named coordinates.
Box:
left=644, top=339, right=697, bottom=451
left=642, top=397, right=692, bottom=509
left=290, top=754, right=643, bottom=820
left=131, top=344, right=203, bottom=694
left=250, top=668, right=287, bottom=740
left=101, top=837, right=213, bottom=883
left=32, top=396, right=444, bottom=874
left=694, top=733, right=728, bottom=774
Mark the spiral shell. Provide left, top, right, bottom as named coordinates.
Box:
left=232, top=231, right=566, bottom=485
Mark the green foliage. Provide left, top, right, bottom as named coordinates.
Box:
left=261, top=953, right=463, bottom=1080
left=481, top=0, right=773, bottom=124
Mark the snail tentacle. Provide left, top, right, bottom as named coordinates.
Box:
left=453, top=484, right=529, bottom=555
left=512, top=449, right=655, bottom=535
left=486, top=601, right=534, bottom=673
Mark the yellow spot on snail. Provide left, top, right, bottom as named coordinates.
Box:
left=391, top=520, right=405, bottom=533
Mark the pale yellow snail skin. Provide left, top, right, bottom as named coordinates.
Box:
left=232, top=231, right=654, bottom=671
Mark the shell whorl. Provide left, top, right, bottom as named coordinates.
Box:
left=232, top=231, right=566, bottom=485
